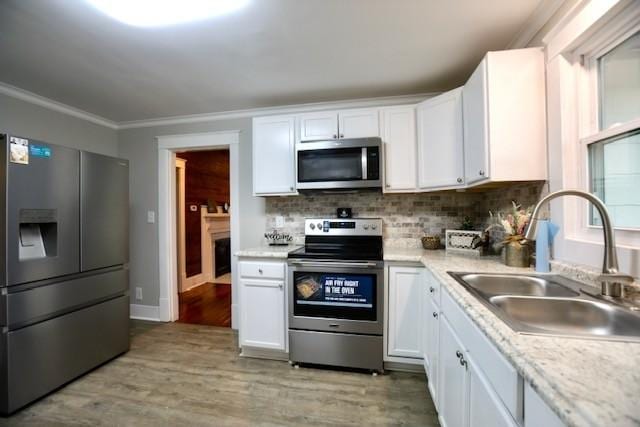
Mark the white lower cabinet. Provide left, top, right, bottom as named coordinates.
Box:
left=436, top=296, right=518, bottom=427
left=421, top=275, right=565, bottom=427
left=524, top=382, right=564, bottom=427
left=387, top=266, right=424, bottom=359
left=423, top=278, right=440, bottom=409
left=239, top=260, right=287, bottom=351
left=468, top=353, right=517, bottom=427
left=438, top=315, right=468, bottom=427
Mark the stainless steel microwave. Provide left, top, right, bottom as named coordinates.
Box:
left=296, top=137, right=382, bottom=190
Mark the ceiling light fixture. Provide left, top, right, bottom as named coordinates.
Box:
left=85, top=0, right=249, bottom=28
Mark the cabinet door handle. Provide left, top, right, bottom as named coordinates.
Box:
left=339, top=134, right=344, bottom=138
left=432, top=312, right=438, bottom=318
left=289, top=186, right=294, bottom=191
left=279, top=283, right=283, bottom=290
left=333, top=134, right=338, bottom=139
left=455, top=350, right=463, bottom=359
left=457, top=177, right=463, bottom=183
left=258, top=268, right=263, bottom=274
left=478, top=170, right=485, bottom=176
left=429, top=286, right=435, bottom=293
left=459, top=356, right=468, bottom=369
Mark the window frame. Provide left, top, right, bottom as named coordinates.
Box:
left=574, top=6, right=640, bottom=238
left=543, top=0, right=640, bottom=276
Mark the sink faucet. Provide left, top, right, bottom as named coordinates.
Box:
left=524, top=189, right=634, bottom=298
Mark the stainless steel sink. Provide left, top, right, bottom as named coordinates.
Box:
left=448, top=272, right=640, bottom=342
left=454, top=273, right=579, bottom=298
left=490, top=296, right=640, bottom=339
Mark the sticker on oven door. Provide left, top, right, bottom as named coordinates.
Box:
left=29, top=144, right=51, bottom=158
left=295, top=273, right=373, bottom=308
left=9, top=136, right=29, bottom=164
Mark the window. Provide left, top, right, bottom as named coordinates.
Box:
left=585, top=31, right=640, bottom=229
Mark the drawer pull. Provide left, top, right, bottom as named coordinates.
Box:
left=429, top=286, right=435, bottom=293
left=432, top=312, right=438, bottom=318
left=258, top=269, right=263, bottom=274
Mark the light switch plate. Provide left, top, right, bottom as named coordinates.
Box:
left=135, top=287, right=143, bottom=301
left=147, top=211, right=155, bottom=224
left=275, top=216, right=285, bottom=228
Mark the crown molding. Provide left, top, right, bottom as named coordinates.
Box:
left=506, top=0, right=569, bottom=48
left=0, top=81, right=118, bottom=129
left=0, top=79, right=437, bottom=131
left=117, top=93, right=438, bottom=130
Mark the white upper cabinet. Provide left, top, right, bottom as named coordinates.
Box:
left=462, top=47, right=547, bottom=186
left=252, top=115, right=297, bottom=196
left=463, top=58, right=490, bottom=185
left=417, top=88, right=465, bottom=189
left=380, top=105, right=418, bottom=192
left=299, top=112, right=339, bottom=141
left=338, top=109, right=380, bottom=139
left=299, top=108, right=379, bottom=141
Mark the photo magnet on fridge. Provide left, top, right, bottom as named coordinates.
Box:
left=9, top=136, right=29, bottom=164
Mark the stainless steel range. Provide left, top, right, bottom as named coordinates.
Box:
left=288, top=218, right=383, bottom=372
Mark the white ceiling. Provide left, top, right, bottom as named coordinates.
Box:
left=0, top=0, right=543, bottom=122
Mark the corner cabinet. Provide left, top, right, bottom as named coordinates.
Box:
left=239, top=260, right=287, bottom=352
left=417, top=87, right=465, bottom=190
left=380, top=105, right=418, bottom=192
left=252, top=115, right=297, bottom=196
left=462, top=47, right=547, bottom=186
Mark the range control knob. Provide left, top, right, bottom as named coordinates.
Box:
left=317, top=223, right=323, bottom=230
left=309, top=223, right=316, bottom=230
left=363, top=224, right=370, bottom=230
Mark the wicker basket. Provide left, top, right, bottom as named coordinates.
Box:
left=421, top=235, right=441, bottom=250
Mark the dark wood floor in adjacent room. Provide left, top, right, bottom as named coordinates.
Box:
left=178, top=282, right=231, bottom=327
left=0, top=321, right=439, bottom=426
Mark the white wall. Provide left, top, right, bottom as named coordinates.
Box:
left=117, top=119, right=265, bottom=307
left=0, top=93, right=118, bottom=155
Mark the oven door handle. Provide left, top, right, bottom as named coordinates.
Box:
left=289, top=260, right=381, bottom=269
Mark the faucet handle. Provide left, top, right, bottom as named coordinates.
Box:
left=597, top=273, right=635, bottom=284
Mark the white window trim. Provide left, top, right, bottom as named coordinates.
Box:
left=543, top=0, right=640, bottom=277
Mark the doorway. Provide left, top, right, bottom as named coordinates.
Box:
left=175, top=149, right=232, bottom=327
left=157, top=131, right=240, bottom=328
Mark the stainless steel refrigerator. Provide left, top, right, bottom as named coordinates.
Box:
left=0, top=133, right=130, bottom=414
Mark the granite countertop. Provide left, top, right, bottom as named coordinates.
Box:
left=384, top=247, right=640, bottom=427
left=235, top=245, right=301, bottom=259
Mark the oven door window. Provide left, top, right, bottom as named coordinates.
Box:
left=298, top=148, right=363, bottom=182
left=293, top=272, right=376, bottom=321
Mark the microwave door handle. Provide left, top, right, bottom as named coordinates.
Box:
left=361, top=147, right=367, bottom=180
left=290, top=261, right=379, bottom=268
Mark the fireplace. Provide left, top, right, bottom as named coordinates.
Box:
left=214, top=237, right=231, bottom=277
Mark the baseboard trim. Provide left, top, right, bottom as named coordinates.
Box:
left=158, top=297, right=171, bottom=321
left=240, top=346, right=289, bottom=361
left=130, top=304, right=161, bottom=321
left=384, top=361, right=425, bottom=373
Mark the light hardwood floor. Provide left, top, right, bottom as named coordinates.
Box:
left=0, top=320, right=440, bottom=426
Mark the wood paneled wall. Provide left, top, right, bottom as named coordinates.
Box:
left=177, top=150, right=230, bottom=277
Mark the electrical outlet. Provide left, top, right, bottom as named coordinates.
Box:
left=275, top=216, right=285, bottom=228
left=135, top=287, right=143, bottom=301
left=147, top=210, right=155, bottom=224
